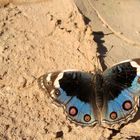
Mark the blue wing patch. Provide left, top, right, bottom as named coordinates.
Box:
left=102, top=89, right=139, bottom=129
left=65, top=96, right=96, bottom=125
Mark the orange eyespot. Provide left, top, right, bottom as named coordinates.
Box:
left=84, top=114, right=91, bottom=122
left=122, top=100, right=132, bottom=111
left=69, top=106, right=78, bottom=116
left=110, top=112, right=117, bottom=120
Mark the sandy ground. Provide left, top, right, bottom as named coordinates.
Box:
left=75, top=0, right=140, bottom=69
left=0, top=0, right=140, bottom=139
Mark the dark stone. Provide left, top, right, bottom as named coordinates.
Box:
left=56, top=131, right=63, bottom=138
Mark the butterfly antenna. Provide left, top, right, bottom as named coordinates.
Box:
left=77, top=48, right=100, bottom=71
left=98, top=45, right=114, bottom=70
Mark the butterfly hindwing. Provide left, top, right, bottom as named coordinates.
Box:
left=38, top=70, right=98, bottom=126
left=102, top=59, right=140, bottom=129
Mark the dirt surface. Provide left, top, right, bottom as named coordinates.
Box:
left=0, top=0, right=140, bottom=139
left=75, top=0, right=140, bottom=69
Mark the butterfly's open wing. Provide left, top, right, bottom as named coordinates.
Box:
left=38, top=70, right=98, bottom=126
left=102, top=59, right=140, bottom=129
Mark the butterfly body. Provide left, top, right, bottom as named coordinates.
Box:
left=38, top=59, right=140, bottom=129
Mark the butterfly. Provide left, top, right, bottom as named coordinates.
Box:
left=38, top=58, right=140, bottom=129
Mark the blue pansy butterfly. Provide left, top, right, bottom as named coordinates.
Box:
left=38, top=59, right=140, bottom=129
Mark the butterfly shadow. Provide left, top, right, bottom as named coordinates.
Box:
left=77, top=8, right=108, bottom=71
left=92, top=31, right=114, bottom=71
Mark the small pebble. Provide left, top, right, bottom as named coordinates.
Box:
left=18, top=76, right=27, bottom=88
left=56, top=131, right=63, bottom=138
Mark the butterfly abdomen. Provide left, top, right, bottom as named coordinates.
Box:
left=93, top=74, right=104, bottom=111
